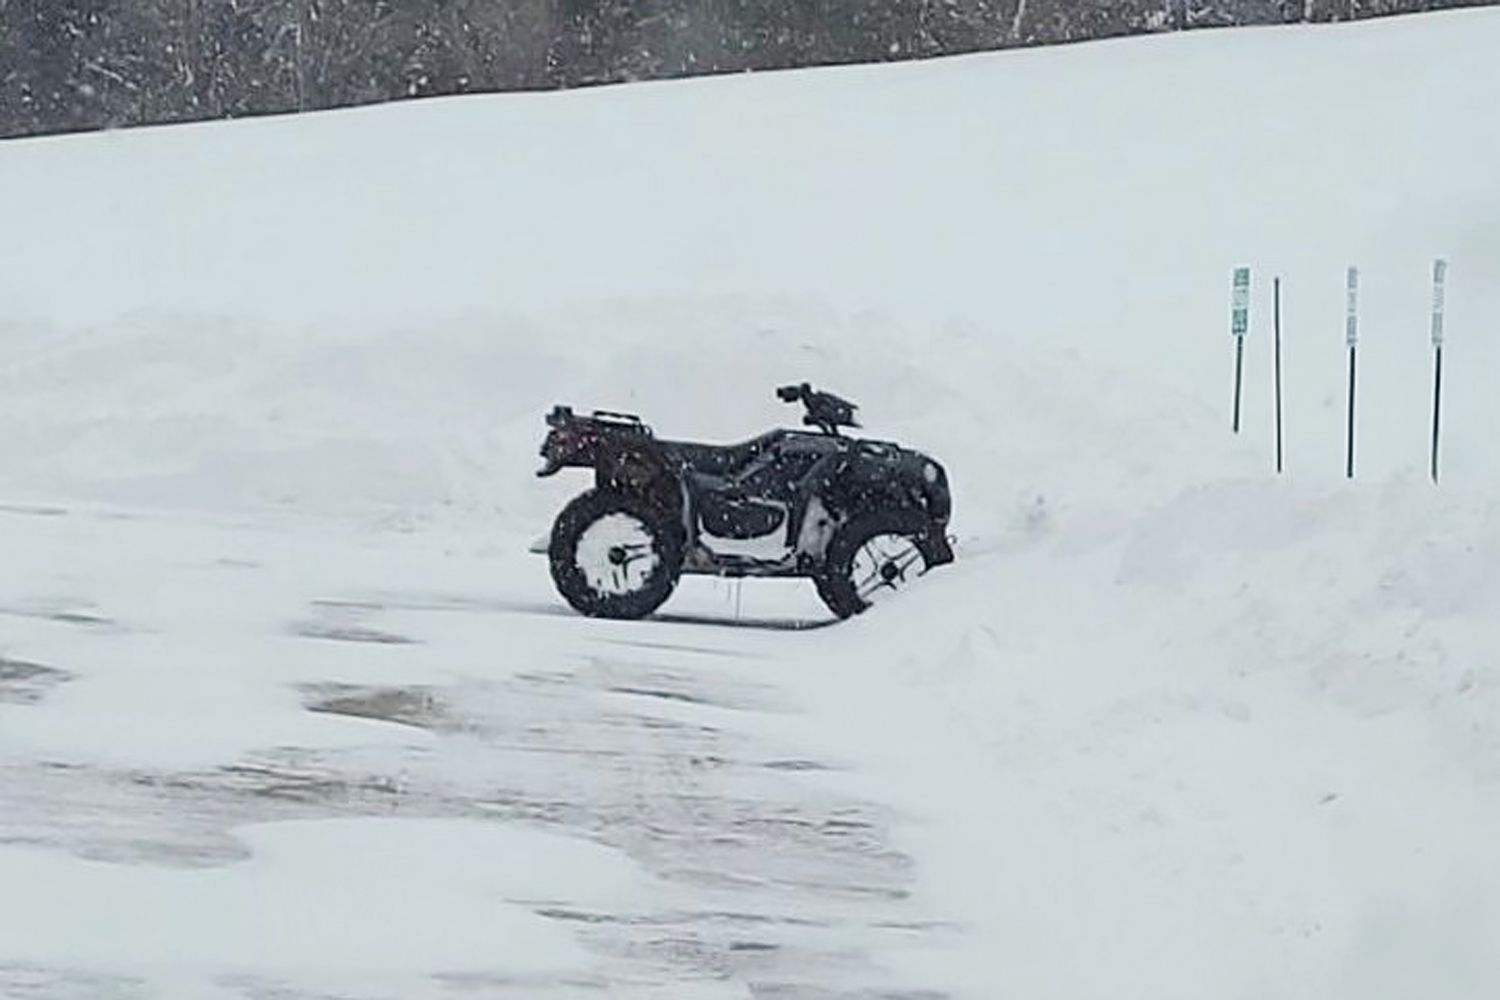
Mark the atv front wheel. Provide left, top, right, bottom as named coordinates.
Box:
left=549, top=488, right=683, bottom=620
left=815, top=510, right=938, bottom=619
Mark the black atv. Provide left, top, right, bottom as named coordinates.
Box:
left=536, top=384, right=953, bottom=621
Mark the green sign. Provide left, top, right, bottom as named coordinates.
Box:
left=1231, top=267, right=1250, bottom=338
left=1431, top=258, right=1447, bottom=347
left=1346, top=266, right=1359, bottom=347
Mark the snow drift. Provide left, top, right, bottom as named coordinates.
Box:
left=2, top=8, right=1500, bottom=998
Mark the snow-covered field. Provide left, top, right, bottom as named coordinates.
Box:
left=3, top=8, right=1500, bottom=998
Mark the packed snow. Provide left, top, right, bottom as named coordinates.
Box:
left=2, top=8, right=1499, bottom=998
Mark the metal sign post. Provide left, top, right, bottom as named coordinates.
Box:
left=1430, top=258, right=1448, bottom=484
left=1345, top=266, right=1359, bottom=480
left=1231, top=267, right=1250, bottom=434
left=1273, top=277, right=1284, bottom=474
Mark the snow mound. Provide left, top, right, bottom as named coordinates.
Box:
left=2, top=8, right=1499, bottom=998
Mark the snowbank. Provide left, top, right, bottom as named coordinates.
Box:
left=2, top=8, right=1499, bottom=998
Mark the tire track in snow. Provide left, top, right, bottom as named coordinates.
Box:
left=0, top=591, right=951, bottom=998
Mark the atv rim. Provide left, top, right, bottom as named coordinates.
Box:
left=575, top=514, right=663, bottom=597
left=849, top=533, right=927, bottom=604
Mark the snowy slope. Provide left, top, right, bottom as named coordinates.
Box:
left=2, top=8, right=1500, bottom=999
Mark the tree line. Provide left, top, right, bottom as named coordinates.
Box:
left=0, top=0, right=1487, bottom=139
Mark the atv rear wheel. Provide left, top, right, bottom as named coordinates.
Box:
left=815, top=510, right=938, bottom=619
left=549, top=488, right=683, bottom=620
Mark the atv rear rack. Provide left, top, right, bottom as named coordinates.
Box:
left=546, top=405, right=654, bottom=437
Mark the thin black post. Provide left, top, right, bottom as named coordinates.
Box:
left=1232, top=337, right=1245, bottom=434
left=1345, top=345, right=1357, bottom=479
left=1344, top=266, right=1359, bottom=480
left=1430, top=258, right=1448, bottom=485
left=1273, top=277, right=1284, bottom=474
left=1431, top=344, right=1444, bottom=484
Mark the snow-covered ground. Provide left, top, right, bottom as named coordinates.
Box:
left=2, top=8, right=1500, bottom=998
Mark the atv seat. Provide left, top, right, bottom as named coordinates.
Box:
left=662, top=431, right=787, bottom=480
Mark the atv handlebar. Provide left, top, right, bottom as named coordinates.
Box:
left=776, top=383, right=859, bottom=436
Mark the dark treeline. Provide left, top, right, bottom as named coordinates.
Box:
left=0, top=0, right=1489, bottom=139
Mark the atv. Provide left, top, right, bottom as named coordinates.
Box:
left=536, top=383, right=954, bottom=621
